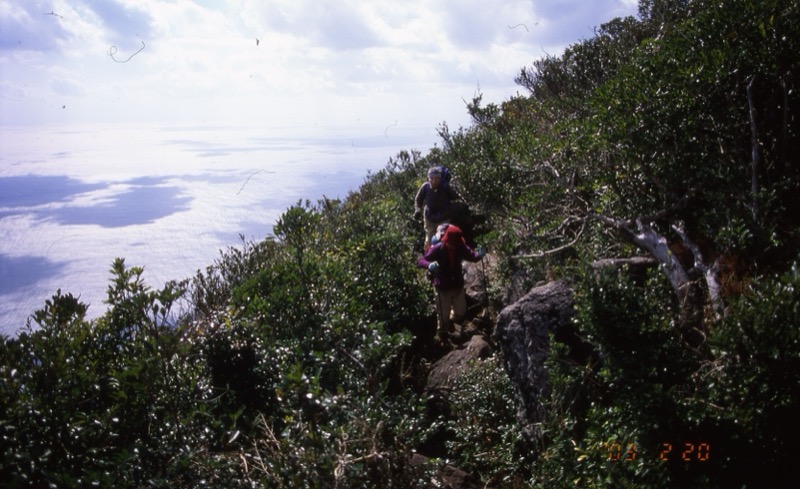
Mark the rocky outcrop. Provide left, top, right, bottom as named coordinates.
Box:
left=463, top=254, right=492, bottom=308
left=422, top=334, right=493, bottom=430
left=425, top=335, right=493, bottom=395
left=494, top=280, right=575, bottom=432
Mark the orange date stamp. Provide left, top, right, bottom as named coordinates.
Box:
left=606, top=441, right=711, bottom=462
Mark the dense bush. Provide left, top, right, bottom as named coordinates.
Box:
left=446, top=355, right=532, bottom=487
left=702, top=263, right=800, bottom=488
left=532, top=268, right=707, bottom=488
left=531, top=260, right=800, bottom=488
left=0, top=266, right=230, bottom=487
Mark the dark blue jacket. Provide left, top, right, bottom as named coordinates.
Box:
left=414, top=182, right=461, bottom=222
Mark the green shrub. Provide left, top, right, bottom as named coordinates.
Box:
left=530, top=268, right=707, bottom=488
left=0, top=266, right=229, bottom=487
left=701, top=262, right=800, bottom=488
left=446, top=355, right=533, bottom=487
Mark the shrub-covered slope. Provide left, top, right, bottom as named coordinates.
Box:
left=2, top=1, right=799, bottom=487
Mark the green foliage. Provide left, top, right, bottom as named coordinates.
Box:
left=701, top=263, right=800, bottom=487
left=1, top=240, right=426, bottom=486
left=188, top=235, right=283, bottom=320
left=532, top=259, right=800, bottom=488
left=530, top=268, right=706, bottom=488
left=0, top=266, right=236, bottom=488
left=586, top=0, right=800, bottom=260
left=182, top=169, right=432, bottom=486
left=446, top=356, right=532, bottom=487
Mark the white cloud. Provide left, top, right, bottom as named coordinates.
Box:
left=1, top=4, right=65, bottom=53
left=50, top=76, right=86, bottom=97
left=0, top=0, right=640, bottom=128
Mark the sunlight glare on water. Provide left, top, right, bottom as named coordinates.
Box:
left=0, top=123, right=435, bottom=335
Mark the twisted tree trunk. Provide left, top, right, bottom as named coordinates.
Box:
left=592, top=214, right=710, bottom=334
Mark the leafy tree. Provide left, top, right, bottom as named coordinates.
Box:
left=453, top=0, right=800, bottom=327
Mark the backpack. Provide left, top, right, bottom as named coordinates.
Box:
left=431, top=223, right=450, bottom=245
left=439, top=166, right=452, bottom=188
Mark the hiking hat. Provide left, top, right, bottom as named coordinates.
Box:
left=427, top=166, right=443, bottom=178
left=443, top=224, right=465, bottom=246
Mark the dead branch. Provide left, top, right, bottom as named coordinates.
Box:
left=672, top=223, right=725, bottom=318
left=591, top=256, right=659, bottom=269
left=513, top=220, right=586, bottom=259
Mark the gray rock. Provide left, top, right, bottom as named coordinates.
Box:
left=425, top=335, right=493, bottom=395
left=494, top=280, right=575, bottom=431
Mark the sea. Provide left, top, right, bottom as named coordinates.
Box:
left=0, top=123, right=437, bottom=336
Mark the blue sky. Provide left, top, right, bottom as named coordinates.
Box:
left=1, top=0, right=639, bottom=130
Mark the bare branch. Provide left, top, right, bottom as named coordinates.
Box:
left=672, top=223, right=725, bottom=318
left=591, top=256, right=659, bottom=269
left=589, top=212, right=627, bottom=229
left=513, top=220, right=586, bottom=259
left=588, top=197, right=687, bottom=230
left=590, top=213, right=693, bottom=304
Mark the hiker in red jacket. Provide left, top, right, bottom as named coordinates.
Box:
left=417, top=225, right=485, bottom=342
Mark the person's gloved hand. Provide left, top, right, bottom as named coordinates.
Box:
left=428, top=262, right=440, bottom=274
left=477, top=246, right=487, bottom=258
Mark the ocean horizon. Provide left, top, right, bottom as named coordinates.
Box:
left=0, top=122, right=438, bottom=336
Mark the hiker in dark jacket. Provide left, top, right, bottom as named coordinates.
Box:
left=417, top=225, right=485, bottom=341
left=413, top=166, right=463, bottom=250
